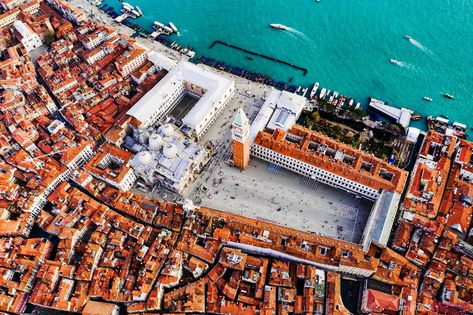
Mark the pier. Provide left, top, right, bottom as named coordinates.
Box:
left=368, top=98, right=412, bottom=128
left=209, top=40, right=308, bottom=76
left=115, top=13, right=128, bottom=23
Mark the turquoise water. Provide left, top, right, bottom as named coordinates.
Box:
left=104, top=0, right=473, bottom=131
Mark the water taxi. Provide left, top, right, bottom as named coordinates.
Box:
left=443, top=93, right=455, bottom=100
left=270, top=23, right=289, bottom=31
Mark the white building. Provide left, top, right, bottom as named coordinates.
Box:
left=250, top=89, right=306, bottom=143
left=13, top=20, right=42, bottom=52
left=126, top=61, right=235, bottom=139
left=128, top=123, right=210, bottom=193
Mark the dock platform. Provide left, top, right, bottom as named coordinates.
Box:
left=368, top=98, right=412, bottom=128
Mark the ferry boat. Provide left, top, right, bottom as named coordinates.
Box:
left=443, top=93, right=455, bottom=100
left=423, top=96, right=433, bottom=102
left=169, top=22, right=178, bottom=33
left=309, top=82, right=319, bottom=99
left=270, top=23, right=289, bottom=30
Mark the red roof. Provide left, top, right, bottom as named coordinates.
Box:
left=366, top=289, right=400, bottom=313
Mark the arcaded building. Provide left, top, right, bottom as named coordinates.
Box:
left=244, top=89, right=409, bottom=249
left=126, top=61, right=235, bottom=139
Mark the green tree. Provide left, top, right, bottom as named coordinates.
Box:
left=311, top=111, right=321, bottom=122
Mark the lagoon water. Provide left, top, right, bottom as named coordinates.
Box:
left=104, top=0, right=473, bottom=130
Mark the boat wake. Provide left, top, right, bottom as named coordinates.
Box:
left=391, top=60, right=414, bottom=69
left=286, top=27, right=307, bottom=39
left=280, top=27, right=309, bottom=42
left=407, top=37, right=434, bottom=55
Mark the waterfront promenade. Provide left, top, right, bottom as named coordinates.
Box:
left=68, top=0, right=189, bottom=62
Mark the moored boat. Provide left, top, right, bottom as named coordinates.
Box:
left=319, top=88, right=327, bottom=99
left=309, top=82, right=319, bottom=99
left=169, top=22, right=178, bottom=33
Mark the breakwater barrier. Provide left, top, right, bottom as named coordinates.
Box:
left=209, top=40, right=308, bottom=76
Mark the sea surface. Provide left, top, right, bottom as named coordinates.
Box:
left=103, top=0, right=473, bottom=132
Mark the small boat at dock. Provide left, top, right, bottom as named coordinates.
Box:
left=319, top=88, right=327, bottom=99
left=122, top=2, right=133, bottom=11
left=411, top=113, right=422, bottom=121
left=309, top=82, right=319, bottom=99
left=169, top=22, right=178, bottom=33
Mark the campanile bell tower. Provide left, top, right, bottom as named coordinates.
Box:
left=232, top=108, right=250, bottom=170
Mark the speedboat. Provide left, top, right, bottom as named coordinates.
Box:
left=404, top=35, right=411, bottom=40
left=423, top=96, right=433, bottom=102
left=443, top=93, right=455, bottom=100
left=270, top=23, right=289, bottom=31
left=389, top=59, right=397, bottom=64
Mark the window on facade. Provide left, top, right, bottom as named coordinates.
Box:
left=319, top=247, right=329, bottom=256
